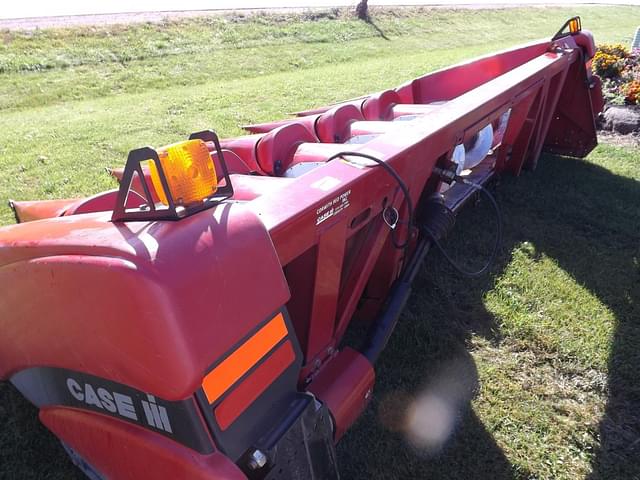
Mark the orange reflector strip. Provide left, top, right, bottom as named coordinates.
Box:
left=202, top=313, right=288, bottom=404
left=215, top=340, right=295, bottom=430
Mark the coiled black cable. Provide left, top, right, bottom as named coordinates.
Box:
left=325, top=151, right=501, bottom=278
left=422, top=177, right=502, bottom=278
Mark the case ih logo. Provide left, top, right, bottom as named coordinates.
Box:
left=66, top=378, right=173, bottom=433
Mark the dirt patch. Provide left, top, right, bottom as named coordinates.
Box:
left=598, top=131, right=640, bottom=148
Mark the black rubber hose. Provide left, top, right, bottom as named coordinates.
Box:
left=362, top=178, right=502, bottom=362
left=361, top=239, right=431, bottom=363
left=422, top=178, right=502, bottom=278
left=326, top=152, right=502, bottom=363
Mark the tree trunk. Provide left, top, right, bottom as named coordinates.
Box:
left=355, top=0, right=369, bottom=20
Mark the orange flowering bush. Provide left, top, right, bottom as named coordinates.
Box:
left=594, top=43, right=639, bottom=105
left=624, top=80, right=640, bottom=105
left=593, top=51, right=624, bottom=78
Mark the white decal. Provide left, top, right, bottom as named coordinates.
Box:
left=84, top=383, right=102, bottom=409
left=315, top=190, right=351, bottom=226
left=67, top=378, right=84, bottom=401
left=142, top=394, right=173, bottom=433
left=65, top=377, right=172, bottom=432
left=97, top=388, right=117, bottom=413
left=114, top=392, right=138, bottom=420
left=311, top=176, right=341, bottom=192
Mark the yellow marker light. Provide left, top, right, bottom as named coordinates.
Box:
left=149, top=139, right=218, bottom=206
left=569, top=18, right=580, bottom=34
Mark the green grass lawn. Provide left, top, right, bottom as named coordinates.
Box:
left=1, top=6, right=639, bottom=479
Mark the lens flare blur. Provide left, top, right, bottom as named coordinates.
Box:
left=379, top=354, right=479, bottom=455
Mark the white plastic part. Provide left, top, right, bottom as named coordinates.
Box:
left=452, top=144, right=466, bottom=174
left=492, top=109, right=512, bottom=148
left=464, top=124, right=493, bottom=170
left=632, top=26, right=640, bottom=53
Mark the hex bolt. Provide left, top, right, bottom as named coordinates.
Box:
left=248, top=450, right=267, bottom=470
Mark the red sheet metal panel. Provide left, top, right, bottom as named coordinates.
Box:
left=308, top=348, right=375, bottom=441
left=0, top=205, right=290, bottom=401
left=41, top=407, right=246, bottom=480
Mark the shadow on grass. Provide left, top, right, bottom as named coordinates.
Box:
left=0, top=150, right=637, bottom=479
left=528, top=156, right=639, bottom=479
left=337, top=151, right=639, bottom=479
left=363, top=18, right=390, bottom=42
left=0, top=382, right=84, bottom=479
left=357, top=11, right=391, bottom=41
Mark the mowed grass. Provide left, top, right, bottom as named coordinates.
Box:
left=1, top=6, right=639, bottom=480
left=340, top=145, right=640, bottom=480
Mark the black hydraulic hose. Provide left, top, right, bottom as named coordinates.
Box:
left=422, top=178, right=502, bottom=279
left=359, top=175, right=503, bottom=363
left=322, top=150, right=425, bottom=362
left=328, top=151, right=502, bottom=362
left=362, top=238, right=431, bottom=363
